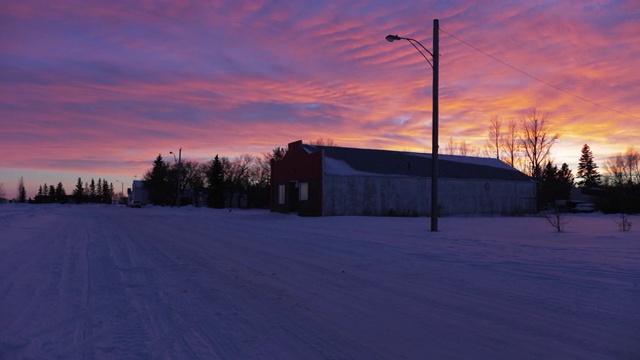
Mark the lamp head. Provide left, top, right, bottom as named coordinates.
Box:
left=386, top=35, right=401, bottom=42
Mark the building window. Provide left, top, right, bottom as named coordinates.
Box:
left=299, top=182, right=308, bottom=201
left=278, top=184, right=285, bottom=204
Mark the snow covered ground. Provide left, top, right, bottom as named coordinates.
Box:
left=1, top=204, right=639, bottom=359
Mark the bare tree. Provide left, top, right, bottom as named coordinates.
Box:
left=174, top=160, right=206, bottom=206
left=445, top=138, right=479, bottom=157
left=541, top=205, right=569, bottom=232
left=458, top=140, right=471, bottom=156
left=445, top=138, right=458, bottom=155
left=309, top=138, right=337, bottom=146
left=502, top=119, right=520, bottom=167
left=605, top=147, right=640, bottom=186
left=616, top=213, right=632, bottom=232
left=520, top=109, right=559, bottom=178
left=222, top=154, right=257, bottom=208
left=0, top=183, right=6, bottom=200
left=486, top=116, right=502, bottom=159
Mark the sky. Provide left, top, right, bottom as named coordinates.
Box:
left=1, top=0, right=639, bottom=198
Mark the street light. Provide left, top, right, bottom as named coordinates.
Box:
left=386, top=18, right=439, bottom=231
left=169, top=148, right=182, bottom=207
left=115, top=180, right=124, bottom=204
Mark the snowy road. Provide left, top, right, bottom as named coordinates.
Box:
left=1, top=204, right=639, bottom=359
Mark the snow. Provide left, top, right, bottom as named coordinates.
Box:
left=430, top=153, right=517, bottom=170
left=323, top=157, right=380, bottom=176
left=1, top=204, right=639, bottom=359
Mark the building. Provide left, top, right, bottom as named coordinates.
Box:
left=128, top=180, right=150, bottom=206
left=271, top=140, right=536, bottom=216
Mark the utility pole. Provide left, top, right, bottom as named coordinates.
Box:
left=431, top=19, right=439, bottom=231
left=385, top=18, right=440, bottom=231
left=177, top=148, right=182, bottom=207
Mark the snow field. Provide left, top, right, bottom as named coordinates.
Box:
left=1, top=204, right=639, bottom=359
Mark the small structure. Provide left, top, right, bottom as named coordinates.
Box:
left=271, top=140, right=536, bottom=216
left=128, top=180, right=150, bottom=206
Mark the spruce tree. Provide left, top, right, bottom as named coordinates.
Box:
left=97, top=179, right=103, bottom=202
left=73, top=177, right=84, bottom=203
left=576, top=144, right=601, bottom=188
left=55, top=182, right=66, bottom=203
left=143, top=155, right=171, bottom=205
left=207, top=155, right=225, bottom=208
left=89, top=179, right=96, bottom=203
left=101, top=179, right=111, bottom=203
left=539, top=162, right=573, bottom=207
left=18, top=177, right=27, bottom=203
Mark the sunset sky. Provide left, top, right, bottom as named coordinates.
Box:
left=1, top=1, right=639, bottom=198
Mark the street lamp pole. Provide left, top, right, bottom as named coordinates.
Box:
left=386, top=18, right=439, bottom=232
left=169, top=148, right=182, bottom=207
left=115, top=180, right=125, bottom=205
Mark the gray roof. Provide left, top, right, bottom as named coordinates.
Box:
left=302, top=144, right=532, bottom=182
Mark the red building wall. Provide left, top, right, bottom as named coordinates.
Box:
left=270, top=141, right=324, bottom=216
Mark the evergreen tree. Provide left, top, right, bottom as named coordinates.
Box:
left=207, top=155, right=225, bottom=208
left=18, top=177, right=27, bottom=203
left=38, top=186, right=43, bottom=197
left=539, top=162, right=574, bottom=207
left=43, top=183, right=49, bottom=197
left=109, top=183, right=115, bottom=204
left=143, top=154, right=171, bottom=205
left=101, top=179, right=111, bottom=204
left=89, top=179, right=96, bottom=203
left=576, top=144, right=601, bottom=187
left=49, top=185, right=55, bottom=202
left=55, top=182, right=66, bottom=203
left=97, top=179, right=103, bottom=202
left=73, top=177, right=84, bottom=203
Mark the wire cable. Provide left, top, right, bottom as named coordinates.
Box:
left=440, top=27, right=640, bottom=120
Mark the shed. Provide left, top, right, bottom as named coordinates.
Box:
left=271, top=140, right=536, bottom=216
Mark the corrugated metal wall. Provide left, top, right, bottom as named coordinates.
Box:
left=322, top=175, right=536, bottom=216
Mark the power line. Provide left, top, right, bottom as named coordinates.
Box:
left=440, top=27, right=640, bottom=120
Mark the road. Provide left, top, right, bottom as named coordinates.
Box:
left=1, top=204, right=639, bottom=359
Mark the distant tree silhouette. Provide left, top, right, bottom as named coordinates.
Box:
left=89, top=179, right=96, bottom=202
left=486, top=116, right=502, bottom=159
left=100, top=179, right=112, bottom=204
left=576, top=144, right=601, bottom=188
left=0, top=183, right=6, bottom=200
left=144, top=154, right=172, bottom=205
left=97, top=179, right=103, bottom=202
left=520, top=109, right=559, bottom=179
left=73, top=177, right=85, bottom=203
left=206, top=155, right=225, bottom=208
left=55, top=182, right=66, bottom=203
left=309, top=138, right=337, bottom=146
left=539, top=161, right=573, bottom=208
left=176, top=160, right=206, bottom=206
left=18, top=177, right=27, bottom=203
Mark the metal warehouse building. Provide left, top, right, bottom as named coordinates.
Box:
left=271, top=140, right=536, bottom=216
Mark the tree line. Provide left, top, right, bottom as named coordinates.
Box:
left=142, top=148, right=287, bottom=208
left=141, top=140, right=341, bottom=208
left=460, top=107, right=639, bottom=213
left=30, top=178, right=116, bottom=204
left=3, top=118, right=638, bottom=213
